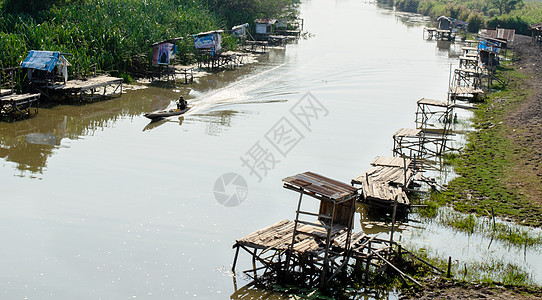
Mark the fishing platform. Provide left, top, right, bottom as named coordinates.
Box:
left=21, top=50, right=123, bottom=102
left=39, top=75, right=123, bottom=102
left=352, top=156, right=417, bottom=211
left=149, top=37, right=194, bottom=84
left=232, top=172, right=399, bottom=287
left=0, top=92, right=40, bottom=119
left=0, top=67, right=40, bottom=119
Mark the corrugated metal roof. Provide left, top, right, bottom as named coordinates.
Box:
left=282, top=171, right=358, bottom=200
left=480, top=29, right=515, bottom=43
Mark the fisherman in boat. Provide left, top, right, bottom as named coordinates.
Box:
left=177, top=96, right=187, bottom=110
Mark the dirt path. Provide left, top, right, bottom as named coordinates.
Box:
left=504, top=35, right=542, bottom=206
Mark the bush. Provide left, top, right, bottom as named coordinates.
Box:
left=467, top=11, right=485, bottom=33
left=396, top=0, right=420, bottom=13
left=487, top=15, right=530, bottom=35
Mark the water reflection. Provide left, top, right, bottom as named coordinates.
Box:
left=0, top=89, right=179, bottom=174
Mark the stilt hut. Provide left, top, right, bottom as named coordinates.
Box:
left=232, top=172, right=360, bottom=287
left=21, top=50, right=122, bottom=102
left=254, top=19, right=276, bottom=40
left=21, top=50, right=71, bottom=85
left=149, top=37, right=192, bottom=83
left=194, top=30, right=223, bottom=56
left=232, top=23, right=249, bottom=40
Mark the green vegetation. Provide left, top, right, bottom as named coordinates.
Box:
left=428, top=61, right=542, bottom=228
left=378, top=0, right=542, bottom=34
left=403, top=246, right=536, bottom=286
left=0, top=0, right=299, bottom=77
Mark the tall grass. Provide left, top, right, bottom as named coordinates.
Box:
left=1, top=0, right=280, bottom=76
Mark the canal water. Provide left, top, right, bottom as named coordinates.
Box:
left=1, top=0, right=540, bottom=299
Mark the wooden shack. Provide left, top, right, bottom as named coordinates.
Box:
left=152, top=37, right=182, bottom=66
left=21, top=50, right=72, bottom=85
left=232, top=23, right=249, bottom=40
left=21, top=50, right=122, bottom=102
left=254, top=18, right=276, bottom=39
left=193, top=30, right=223, bottom=56
left=149, top=37, right=192, bottom=83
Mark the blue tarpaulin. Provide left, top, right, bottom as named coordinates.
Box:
left=21, top=51, right=61, bottom=72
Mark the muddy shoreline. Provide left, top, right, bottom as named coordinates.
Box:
left=402, top=35, right=542, bottom=298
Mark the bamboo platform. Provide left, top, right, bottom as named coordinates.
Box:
left=149, top=65, right=194, bottom=84
left=454, top=68, right=484, bottom=89
left=40, top=75, right=123, bottom=101
left=423, top=28, right=454, bottom=40
left=352, top=156, right=415, bottom=209
left=233, top=220, right=393, bottom=286
left=423, top=28, right=437, bottom=39
left=393, top=127, right=451, bottom=158
left=232, top=172, right=363, bottom=287
left=449, top=85, right=484, bottom=100
left=0, top=93, right=40, bottom=119
left=459, top=56, right=478, bottom=68
left=197, top=51, right=247, bottom=69
left=243, top=40, right=268, bottom=53
left=232, top=172, right=439, bottom=290
left=371, top=156, right=412, bottom=168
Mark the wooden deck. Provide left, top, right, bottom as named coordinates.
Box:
left=41, top=75, right=123, bottom=101
left=371, top=156, right=412, bottom=168
left=450, top=86, right=484, bottom=100
left=352, top=166, right=412, bottom=206
left=235, top=219, right=348, bottom=253
left=0, top=93, right=40, bottom=119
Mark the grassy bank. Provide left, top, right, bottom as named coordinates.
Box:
left=377, top=0, right=542, bottom=34
left=429, top=58, right=542, bottom=228
left=0, top=0, right=299, bottom=78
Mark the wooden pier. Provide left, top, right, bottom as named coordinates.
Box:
left=232, top=172, right=439, bottom=291
left=38, top=75, right=123, bottom=102
left=0, top=93, right=40, bottom=119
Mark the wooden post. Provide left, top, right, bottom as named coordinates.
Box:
left=402, top=154, right=407, bottom=187
left=390, top=195, right=398, bottom=246
left=365, top=254, right=371, bottom=284
left=447, top=256, right=452, bottom=277
left=232, top=245, right=240, bottom=272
